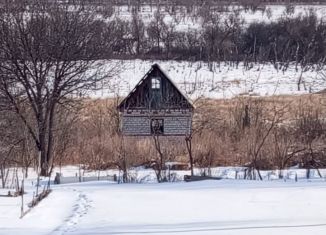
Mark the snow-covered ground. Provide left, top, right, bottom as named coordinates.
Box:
left=1, top=166, right=326, bottom=235
left=92, top=5, right=326, bottom=101
left=112, top=5, right=326, bottom=30
left=93, top=60, right=326, bottom=100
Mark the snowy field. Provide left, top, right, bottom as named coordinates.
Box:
left=94, top=60, right=326, bottom=100
left=1, top=167, right=326, bottom=235
left=92, top=4, right=326, bottom=100
left=112, top=5, right=326, bottom=30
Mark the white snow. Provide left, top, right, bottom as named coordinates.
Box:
left=1, top=167, right=326, bottom=235
left=93, top=60, right=326, bottom=100
left=1, top=3, right=326, bottom=234
left=111, top=5, right=326, bottom=29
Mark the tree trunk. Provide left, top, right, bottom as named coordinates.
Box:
left=153, top=134, right=165, bottom=182
left=185, top=136, right=194, bottom=176
left=44, top=102, right=57, bottom=176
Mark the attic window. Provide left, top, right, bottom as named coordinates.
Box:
left=151, top=77, right=160, bottom=89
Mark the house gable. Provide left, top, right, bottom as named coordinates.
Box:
left=118, top=64, right=193, bottom=112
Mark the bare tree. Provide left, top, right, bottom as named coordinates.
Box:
left=147, top=10, right=167, bottom=54
left=0, top=1, right=119, bottom=176
left=51, top=106, right=81, bottom=175
left=295, top=101, right=325, bottom=178
left=151, top=126, right=167, bottom=183
left=185, top=98, right=220, bottom=176
left=131, top=10, right=146, bottom=56
left=0, top=110, right=23, bottom=188
left=229, top=98, right=285, bottom=180
left=269, top=126, right=304, bottom=179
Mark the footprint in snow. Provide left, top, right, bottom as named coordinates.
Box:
left=51, top=191, right=91, bottom=235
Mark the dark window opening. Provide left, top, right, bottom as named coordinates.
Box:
left=151, top=77, right=160, bottom=89
left=151, top=119, right=164, bottom=134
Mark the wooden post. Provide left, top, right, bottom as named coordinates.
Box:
left=36, top=151, right=41, bottom=196
left=20, top=179, right=24, bottom=218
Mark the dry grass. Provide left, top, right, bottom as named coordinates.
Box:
left=61, top=94, right=326, bottom=171
left=194, top=94, right=326, bottom=121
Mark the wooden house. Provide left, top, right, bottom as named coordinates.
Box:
left=118, top=64, right=194, bottom=136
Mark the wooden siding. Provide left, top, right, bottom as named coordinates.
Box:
left=121, top=115, right=150, bottom=135
left=121, top=111, right=192, bottom=136
left=164, top=116, right=191, bottom=135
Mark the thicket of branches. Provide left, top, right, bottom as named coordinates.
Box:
left=85, top=96, right=325, bottom=181
left=64, top=5, right=326, bottom=69
left=30, top=95, right=326, bottom=182
left=1, top=1, right=325, bottom=67
left=1, top=93, right=326, bottom=185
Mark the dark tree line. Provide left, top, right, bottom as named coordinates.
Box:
left=1, top=1, right=325, bottom=66
left=72, top=9, right=326, bottom=69
left=46, top=0, right=326, bottom=7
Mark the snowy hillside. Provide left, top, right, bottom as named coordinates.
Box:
left=112, top=4, right=326, bottom=29
left=93, top=60, right=326, bottom=100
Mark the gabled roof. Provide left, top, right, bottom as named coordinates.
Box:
left=118, top=63, right=194, bottom=111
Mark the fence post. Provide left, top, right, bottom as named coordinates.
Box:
left=20, top=179, right=24, bottom=218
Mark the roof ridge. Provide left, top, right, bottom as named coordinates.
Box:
left=153, top=64, right=194, bottom=109
left=118, top=63, right=194, bottom=110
